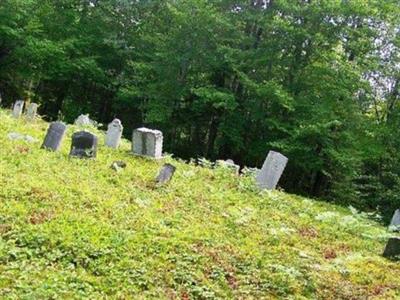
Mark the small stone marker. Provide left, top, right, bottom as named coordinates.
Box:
left=216, top=159, right=240, bottom=174
left=389, top=209, right=400, bottom=232
left=0, top=92, right=2, bottom=105
left=110, top=161, right=127, bottom=172
left=382, top=237, right=400, bottom=259
left=69, top=131, right=98, bottom=158
left=12, top=100, right=24, bottom=118
left=156, top=163, right=176, bottom=185
left=105, top=119, right=123, bottom=149
left=74, top=114, right=92, bottom=126
left=41, top=122, right=67, bottom=151
left=132, top=127, right=163, bottom=159
left=256, top=150, right=288, bottom=190
left=8, top=132, right=38, bottom=143
left=26, top=103, right=38, bottom=120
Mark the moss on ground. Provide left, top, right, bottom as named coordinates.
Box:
left=0, top=109, right=399, bottom=299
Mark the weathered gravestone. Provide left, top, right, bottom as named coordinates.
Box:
left=132, top=127, right=163, bottom=159
left=216, top=159, right=240, bottom=175
left=12, top=100, right=24, bottom=118
left=41, top=122, right=67, bottom=151
left=389, top=209, right=400, bottom=232
left=26, top=103, right=38, bottom=120
left=74, top=114, right=92, bottom=126
left=382, top=237, right=400, bottom=259
left=256, top=150, right=288, bottom=190
left=105, top=119, right=123, bottom=149
left=69, top=131, right=98, bottom=158
left=156, top=164, right=176, bottom=185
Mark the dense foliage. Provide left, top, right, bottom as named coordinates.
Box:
left=0, top=0, right=399, bottom=217
left=0, top=110, right=399, bottom=298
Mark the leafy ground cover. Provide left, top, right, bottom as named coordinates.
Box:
left=0, top=108, right=399, bottom=299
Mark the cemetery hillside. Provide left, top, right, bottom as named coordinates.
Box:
left=1, top=109, right=400, bottom=298
left=1, top=0, right=400, bottom=299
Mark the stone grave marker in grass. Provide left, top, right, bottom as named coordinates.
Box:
left=383, top=237, right=400, bottom=260
left=156, top=163, right=176, bottom=185
left=69, top=131, right=98, bottom=158
left=256, top=150, right=288, bottom=190
left=41, top=122, right=67, bottom=151
left=105, top=119, right=123, bottom=149
left=132, top=127, right=163, bottom=159
left=389, top=209, right=400, bottom=232
left=12, top=100, right=24, bottom=118
left=26, top=103, right=38, bottom=121
left=74, top=114, right=92, bottom=126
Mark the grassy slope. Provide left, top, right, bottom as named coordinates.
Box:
left=0, top=108, right=399, bottom=300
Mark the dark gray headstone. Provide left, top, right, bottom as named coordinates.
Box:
left=389, top=209, right=400, bottom=232
left=382, top=237, right=400, bottom=259
left=155, top=164, right=176, bottom=185
left=69, top=131, right=98, bottom=158
left=41, top=122, right=67, bottom=151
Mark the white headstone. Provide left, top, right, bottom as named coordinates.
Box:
left=26, top=103, right=38, bottom=120
left=256, top=150, right=288, bottom=190
left=389, top=209, right=400, bottom=232
left=105, top=119, right=123, bottom=149
left=12, top=100, right=24, bottom=118
left=74, top=114, right=92, bottom=126
left=132, top=127, right=163, bottom=159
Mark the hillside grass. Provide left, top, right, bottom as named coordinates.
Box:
left=0, top=108, right=399, bottom=299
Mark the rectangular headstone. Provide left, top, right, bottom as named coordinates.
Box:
left=105, top=119, right=123, bottom=149
left=132, top=127, right=163, bottom=158
left=12, top=100, right=24, bottom=118
left=41, top=122, right=67, bottom=151
left=256, top=150, right=288, bottom=190
left=26, top=103, right=38, bottom=120
left=69, top=131, right=98, bottom=158
left=156, top=164, right=176, bottom=185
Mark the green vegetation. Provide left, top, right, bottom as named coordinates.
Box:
left=0, top=109, right=399, bottom=299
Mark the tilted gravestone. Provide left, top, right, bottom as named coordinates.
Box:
left=74, top=114, right=92, bottom=126
left=382, top=237, right=400, bottom=259
left=256, top=150, right=288, bottom=190
left=12, top=100, right=24, bottom=118
left=41, top=122, right=67, bottom=151
left=105, top=119, right=123, bottom=149
left=156, top=163, right=176, bottom=185
left=69, top=131, right=98, bottom=158
left=132, top=127, right=163, bottom=159
left=26, top=103, right=38, bottom=120
left=389, top=209, right=400, bottom=232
